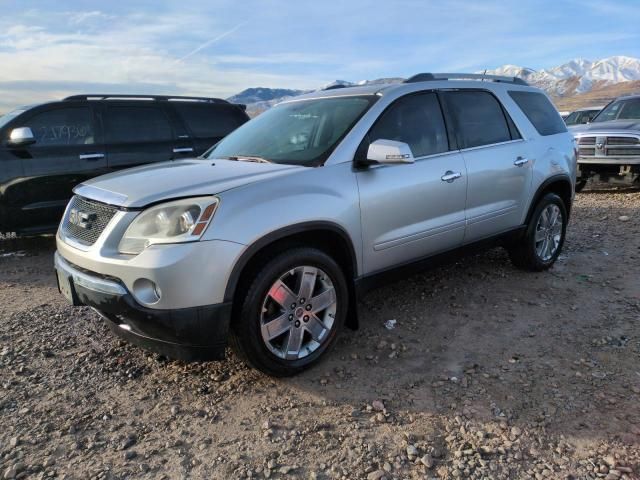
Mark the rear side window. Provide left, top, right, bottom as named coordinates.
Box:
left=173, top=104, right=247, bottom=139
left=443, top=91, right=512, bottom=149
left=508, top=91, right=567, bottom=136
left=24, top=107, right=95, bottom=146
left=369, top=92, right=449, bottom=157
left=105, top=106, right=173, bottom=143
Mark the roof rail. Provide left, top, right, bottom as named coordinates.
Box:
left=63, top=94, right=230, bottom=104
left=404, top=73, right=528, bottom=86
left=323, top=84, right=350, bottom=91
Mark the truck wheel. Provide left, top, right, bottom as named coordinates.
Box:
left=508, top=193, right=567, bottom=271
left=230, top=247, right=348, bottom=377
left=575, top=179, right=587, bottom=192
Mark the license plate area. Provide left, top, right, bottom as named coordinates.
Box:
left=56, top=269, right=80, bottom=305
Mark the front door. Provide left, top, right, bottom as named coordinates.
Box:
left=2, top=105, right=106, bottom=233
left=356, top=92, right=468, bottom=274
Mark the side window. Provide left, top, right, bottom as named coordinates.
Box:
left=24, top=107, right=95, bottom=146
left=173, top=104, right=247, bottom=138
left=105, top=106, right=173, bottom=143
left=443, top=91, right=512, bottom=149
left=368, top=92, right=449, bottom=158
left=508, top=91, right=567, bottom=136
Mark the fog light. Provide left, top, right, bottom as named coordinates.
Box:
left=132, top=278, right=161, bottom=305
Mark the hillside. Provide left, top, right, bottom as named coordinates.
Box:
left=231, top=56, right=640, bottom=114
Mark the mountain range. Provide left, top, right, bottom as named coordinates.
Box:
left=229, top=56, right=640, bottom=114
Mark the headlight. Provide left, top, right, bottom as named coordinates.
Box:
left=119, top=197, right=219, bottom=254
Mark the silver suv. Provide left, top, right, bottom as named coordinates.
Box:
left=55, top=73, right=576, bottom=376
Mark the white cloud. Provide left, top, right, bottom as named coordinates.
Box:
left=0, top=11, right=326, bottom=111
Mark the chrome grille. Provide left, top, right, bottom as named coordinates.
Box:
left=606, top=136, right=639, bottom=146
left=579, top=147, right=595, bottom=156
left=577, top=135, right=640, bottom=158
left=61, top=195, right=118, bottom=246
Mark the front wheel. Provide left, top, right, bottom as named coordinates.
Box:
left=230, top=247, right=348, bottom=377
left=508, top=193, right=567, bottom=271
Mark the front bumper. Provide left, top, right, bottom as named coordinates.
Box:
left=55, top=252, right=232, bottom=361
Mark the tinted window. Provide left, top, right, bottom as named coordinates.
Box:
left=207, top=96, right=376, bottom=166
left=173, top=103, right=247, bottom=138
left=105, top=106, right=172, bottom=143
left=369, top=92, right=448, bottom=157
left=508, top=91, right=567, bottom=135
left=24, top=107, right=95, bottom=146
left=444, top=91, right=512, bottom=148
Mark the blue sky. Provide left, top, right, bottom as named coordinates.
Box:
left=0, top=0, right=639, bottom=110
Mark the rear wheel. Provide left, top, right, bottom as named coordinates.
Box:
left=230, top=247, right=348, bottom=377
left=508, top=193, right=567, bottom=271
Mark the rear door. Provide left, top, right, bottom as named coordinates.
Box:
left=442, top=90, right=532, bottom=243
left=103, top=103, right=177, bottom=170
left=1, top=104, right=106, bottom=232
left=171, top=103, right=249, bottom=155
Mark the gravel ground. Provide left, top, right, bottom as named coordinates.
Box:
left=1, top=187, right=639, bottom=480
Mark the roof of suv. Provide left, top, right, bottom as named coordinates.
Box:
left=281, top=74, right=537, bottom=104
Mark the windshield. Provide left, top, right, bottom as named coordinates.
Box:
left=593, top=98, right=640, bottom=122
left=206, top=95, right=377, bottom=166
left=564, top=109, right=599, bottom=126
left=0, top=109, right=25, bottom=129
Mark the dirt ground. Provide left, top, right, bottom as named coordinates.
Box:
left=0, top=187, right=639, bottom=480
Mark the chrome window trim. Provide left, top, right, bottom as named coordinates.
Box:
left=458, top=138, right=526, bottom=154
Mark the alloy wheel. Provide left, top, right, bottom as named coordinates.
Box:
left=534, top=204, right=563, bottom=261
left=260, top=266, right=337, bottom=360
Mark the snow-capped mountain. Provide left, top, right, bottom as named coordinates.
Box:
left=230, top=56, right=640, bottom=114
left=485, top=56, right=640, bottom=96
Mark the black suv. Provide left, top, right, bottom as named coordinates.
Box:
left=0, top=94, right=249, bottom=235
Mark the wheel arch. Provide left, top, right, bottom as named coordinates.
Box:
left=525, top=174, right=573, bottom=225
left=224, top=222, right=360, bottom=329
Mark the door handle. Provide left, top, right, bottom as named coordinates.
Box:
left=441, top=171, right=462, bottom=183
left=173, top=147, right=194, bottom=154
left=79, top=153, right=105, bottom=161
left=514, top=156, right=529, bottom=166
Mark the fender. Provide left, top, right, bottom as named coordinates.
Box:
left=524, top=174, right=573, bottom=225
left=223, top=221, right=358, bottom=303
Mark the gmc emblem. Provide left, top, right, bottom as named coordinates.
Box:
left=69, top=208, right=97, bottom=230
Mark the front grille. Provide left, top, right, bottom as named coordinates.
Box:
left=607, top=148, right=639, bottom=156
left=61, top=195, right=118, bottom=246
left=577, top=135, right=640, bottom=158
left=579, top=147, right=595, bottom=156
left=606, top=137, right=639, bottom=146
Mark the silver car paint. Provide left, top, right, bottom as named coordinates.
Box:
left=57, top=80, right=575, bottom=310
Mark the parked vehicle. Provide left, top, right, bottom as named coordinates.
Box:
left=564, top=105, right=604, bottom=126
left=0, top=95, right=249, bottom=235
left=55, top=74, right=575, bottom=376
left=571, top=94, right=640, bottom=191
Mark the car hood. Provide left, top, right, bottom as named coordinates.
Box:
left=569, top=119, right=640, bottom=135
left=74, top=159, right=304, bottom=208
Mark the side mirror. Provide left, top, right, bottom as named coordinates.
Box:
left=366, top=139, right=414, bottom=165
left=8, top=127, right=36, bottom=147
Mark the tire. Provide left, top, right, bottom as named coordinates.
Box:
left=575, top=179, right=587, bottom=193
left=508, top=193, right=568, bottom=271
left=229, top=247, right=348, bottom=377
